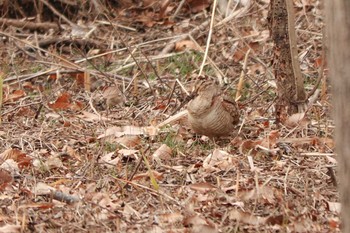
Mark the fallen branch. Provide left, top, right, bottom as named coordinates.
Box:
left=0, top=18, right=59, bottom=31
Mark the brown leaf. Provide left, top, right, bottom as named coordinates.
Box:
left=132, top=170, right=164, bottom=181
left=99, top=152, right=120, bottom=167
left=115, top=136, right=141, bottom=148
left=186, top=0, right=211, bottom=13
left=48, top=92, right=84, bottom=111
left=77, top=111, right=110, bottom=122
left=98, top=126, right=145, bottom=139
left=327, top=201, right=341, bottom=214
left=238, top=186, right=276, bottom=203
left=284, top=112, right=308, bottom=128
left=175, top=40, right=201, bottom=51
left=118, top=149, right=139, bottom=157
left=0, top=225, right=21, bottom=233
left=0, top=148, right=32, bottom=169
left=239, top=139, right=261, bottom=155
left=265, top=215, right=285, bottom=225
left=15, top=107, right=36, bottom=117
left=3, top=89, right=26, bottom=103
left=19, top=202, right=55, bottom=209
left=233, top=43, right=259, bottom=62
left=184, top=215, right=217, bottom=233
left=159, top=0, right=173, bottom=19
left=0, top=169, right=13, bottom=191
left=260, top=130, right=280, bottom=149
left=152, top=144, right=172, bottom=161
left=203, top=149, right=238, bottom=172
left=229, top=209, right=266, bottom=225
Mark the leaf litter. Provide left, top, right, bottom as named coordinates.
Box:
left=0, top=0, right=337, bottom=232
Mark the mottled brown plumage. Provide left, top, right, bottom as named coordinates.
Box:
left=187, top=80, right=240, bottom=137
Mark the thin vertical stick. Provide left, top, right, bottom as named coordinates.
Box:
left=198, top=0, right=218, bottom=77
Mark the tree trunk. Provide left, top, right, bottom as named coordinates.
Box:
left=325, top=1, right=350, bottom=232
left=268, top=0, right=306, bottom=123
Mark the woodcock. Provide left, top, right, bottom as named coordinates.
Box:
left=187, top=80, right=240, bottom=137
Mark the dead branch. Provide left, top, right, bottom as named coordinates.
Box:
left=0, top=18, right=59, bottom=31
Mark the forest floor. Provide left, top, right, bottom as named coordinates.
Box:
left=0, top=0, right=338, bottom=232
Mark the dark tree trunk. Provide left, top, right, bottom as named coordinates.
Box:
left=326, top=1, right=350, bottom=232
left=268, top=0, right=306, bottom=123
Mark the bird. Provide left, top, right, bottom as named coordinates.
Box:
left=187, top=78, right=240, bottom=138
left=103, top=85, right=125, bottom=108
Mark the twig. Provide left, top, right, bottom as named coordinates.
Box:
left=188, top=35, right=226, bottom=81
left=138, top=48, right=169, bottom=89
left=96, top=20, right=137, bottom=32
left=1, top=102, right=42, bottom=116
left=34, top=103, right=43, bottom=119
left=306, top=40, right=326, bottom=100
left=0, top=31, right=81, bottom=70
left=163, top=81, right=178, bottom=113
left=40, top=0, right=76, bottom=27
left=157, top=110, right=188, bottom=128
left=104, top=16, right=157, bottom=98
left=166, top=79, right=192, bottom=115
left=159, top=20, right=210, bottom=55
left=176, top=78, right=190, bottom=96
left=0, top=18, right=58, bottom=31
left=113, top=175, right=181, bottom=206
left=199, top=0, right=218, bottom=77
left=123, top=146, right=150, bottom=189
left=284, top=165, right=290, bottom=195
left=236, top=48, right=251, bottom=100
left=172, top=0, right=186, bottom=19
left=215, top=0, right=252, bottom=27
left=299, top=152, right=336, bottom=157
left=77, top=35, right=184, bottom=63
left=114, top=51, right=186, bottom=72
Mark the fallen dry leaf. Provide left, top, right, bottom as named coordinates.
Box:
left=284, top=112, right=308, bottom=128
left=115, top=136, right=141, bottom=148
left=132, top=170, right=164, bottom=181
left=152, top=144, right=172, bottom=162
left=18, top=202, right=55, bottom=209
left=0, top=225, right=21, bottom=233
left=184, top=215, right=217, bottom=233
left=0, top=168, right=13, bottom=191
left=118, top=149, right=139, bottom=157
left=77, top=111, right=110, bottom=122
left=229, top=209, right=267, bottom=225
left=186, top=0, right=211, bottom=13
left=99, top=152, right=120, bottom=167
left=238, top=185, right=276, bottom=203
left=123, top=203, right=141, bottom=221
left=0, top=159, right=20, bottom=177
left=3, top=89, right=26, bottom=103
left=203, top=149, right=238, bottom=172
left=48, top=92, right=84, bottom=111
left=98, top=126, right=145, bottom=138
left=175, top=40, right=201, bottom=51
left=327, top=201, right=341, bottom=214
left=0, top=148, right=32, bottom=169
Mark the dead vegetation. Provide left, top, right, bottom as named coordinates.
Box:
left=0, top=0, right=337, bottom=232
